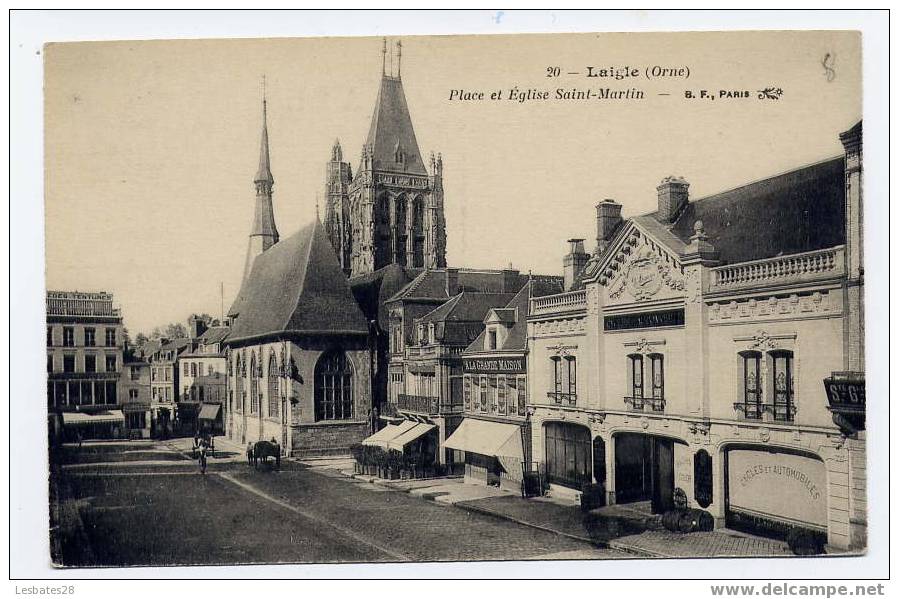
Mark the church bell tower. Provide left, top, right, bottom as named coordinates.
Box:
left=324, top=39, right=447, bottom=277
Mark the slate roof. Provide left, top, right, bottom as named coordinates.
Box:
left=634, top=156, right=846, bottom=265
left=227, top=219, right=369, bottom=344
left=416, top=292, right=515, bottom=347
left=349, top=263, right=424, bottom=330
left=418, top=292, right=514, bottom=325
left=464, top=277, right=565, bottom=354
left=387, top=268, right=544, bottom=303
left=198, top=326, right=230, bottom=346
left=364, top=75, right=427, bottom=176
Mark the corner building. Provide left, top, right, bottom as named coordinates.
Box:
left=528, top=122, right=865, bottom=551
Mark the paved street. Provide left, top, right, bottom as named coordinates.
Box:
left=50, top=441, right=624, bottom=567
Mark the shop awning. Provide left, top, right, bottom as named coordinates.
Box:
left=386, top=423, right=436, bottom=452
left=198, top=403, right=222, bottom=421
left=444, top=418, right=523, bottom=459
left=62, top=410, right=125, bottom=426
left=362, top=420, right=418, bottom=448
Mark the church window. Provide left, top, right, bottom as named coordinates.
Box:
left=314, top=350, right=354, bottom=421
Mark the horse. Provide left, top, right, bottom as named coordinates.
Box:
left=249, top=439, right=281, bottom=470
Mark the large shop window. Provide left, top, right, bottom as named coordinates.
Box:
left=314, top=350, right=354, bottom=421
left=543, top=422, right=592, bottom=490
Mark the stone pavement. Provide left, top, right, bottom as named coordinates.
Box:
left=607, top=529, right=793, bottom=558
left=456, top=494, right=795, bottom=558
left=310, top=460, right=798, bottom=558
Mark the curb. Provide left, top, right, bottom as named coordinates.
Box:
left=453, top=501, right=603, bottom=548
left=322, top=466, right=661, bottom=557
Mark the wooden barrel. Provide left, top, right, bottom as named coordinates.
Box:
left=662, top=510, right=684, bottom=531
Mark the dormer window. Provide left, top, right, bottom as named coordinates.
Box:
left=488, top=329, right=498, bottom=351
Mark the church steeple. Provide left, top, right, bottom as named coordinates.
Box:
left=255, top=94, right=274, bottom=187
left=337, top=39, right=447, bottom=276
left=243, top=89, right=280, bottom=283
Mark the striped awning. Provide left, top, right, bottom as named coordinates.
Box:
left=362, top=420, right=418, bottom=448
left=386, top=422, right=436, bottom=452
left=62, top=410, right=125, bottom=426
left=198, top=403, right=222, bottom=421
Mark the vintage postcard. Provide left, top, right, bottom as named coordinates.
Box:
left=42, top=29, right=866, bottom=569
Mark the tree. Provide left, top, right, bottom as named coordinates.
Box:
left=165, top=323, right=188, bottom=339
left=134, top=332, right=149, bottom=346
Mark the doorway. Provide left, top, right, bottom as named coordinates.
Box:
left=614, top=433, right=677, bottom=513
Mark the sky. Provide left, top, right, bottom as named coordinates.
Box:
left=44, top=31, right=861, bottom=335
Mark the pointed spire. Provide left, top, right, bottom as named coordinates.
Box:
left=255, top=76, right=273, bottom=185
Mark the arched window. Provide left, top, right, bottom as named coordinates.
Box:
left=394, top=196, right=408, bottom=266
left=249, top=353, right=259, bottom=414
left=412, top=198, right=425, bottom=267
left=234, top=354, right=244, bottom=414
left=267, top=352, right=280, bottom=419
left=314, top=350, right=354, bottom=421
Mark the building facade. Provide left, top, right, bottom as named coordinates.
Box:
left=527, top=122, right=865, bottom=551
left=177, top=319, right=229, bottom=435
left=120, top=359, right=152, bottom=438
left=449, top=278, right=564, bottom=492
left=325, top=40, right=446, bottom=276
left=46, top=291, right=125, bottom=440
left=146, top=337, right=191, bottom=437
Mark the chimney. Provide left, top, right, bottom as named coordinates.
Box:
left=596, top=199, right=623, bottom=254
left=501, top=264, right=521, bottom=293
left=188, top=315, right=208, bottom=339
left=563, top=239, right=589, bottom=291
left=656, top=176, right=690, bottom=223
left=444, top=268, right=460, bottom=296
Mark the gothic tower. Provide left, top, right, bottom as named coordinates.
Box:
left=242, top=93, right=280, bottom=282
left=325, top=139, right=353, bottom=274
left=324, top=39, right=447, bottom=276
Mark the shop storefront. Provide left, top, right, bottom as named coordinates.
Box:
left=543, top=421, right=592, bottom=491
left=724, top=446, right=828, bottom=543
left=61, top=410, right=126, bottom=441
left=444, top=417, right=526, bottom=492
left=613, top=433, right=686, bottom=513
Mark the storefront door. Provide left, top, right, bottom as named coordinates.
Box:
left=614, top=433, right=677, bottom=513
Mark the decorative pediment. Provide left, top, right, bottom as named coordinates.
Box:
left=596, top=224, right=685, bottom=304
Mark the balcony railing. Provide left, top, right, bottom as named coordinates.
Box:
left=732, top=402, right=795, bottom=422
left=732, top=402, right=763, bottom=420
left=397, top=393, right=451, bottom=415
left=530, top=289, right=587, bottom=317
left=546, top=391, right=577, bottom=407
left=624, top=396, right=666, bottom=412
left=710, top=246, right=844, bottom=291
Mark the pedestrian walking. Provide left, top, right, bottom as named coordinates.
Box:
left=197, top=438, right=208, bottom=475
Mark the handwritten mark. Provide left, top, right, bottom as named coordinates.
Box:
left=822, top=52, right=836, bottom=82
left=493, top=11, right=504, bottom=24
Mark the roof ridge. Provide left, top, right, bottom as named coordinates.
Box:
left=668, top=154, right=844, bottom=222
